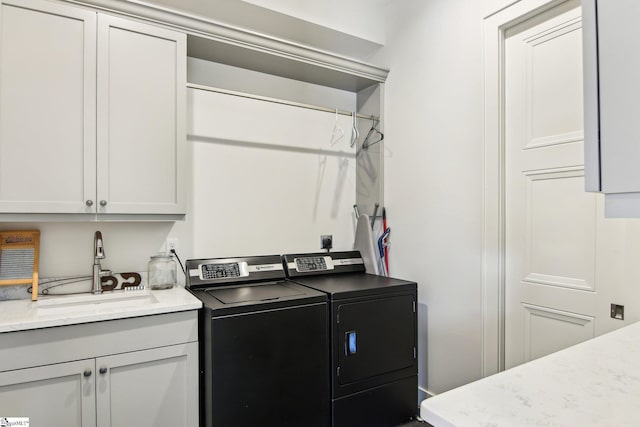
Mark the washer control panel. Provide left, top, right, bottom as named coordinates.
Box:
left=201, top=262, right=247, bottom=280
left=185, top=255, right=285, bottom=288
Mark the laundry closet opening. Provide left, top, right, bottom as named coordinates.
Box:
left=186, top=58, right=384, bottom=257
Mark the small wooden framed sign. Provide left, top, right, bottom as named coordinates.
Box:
left=0, top=230, right=40, bottom=301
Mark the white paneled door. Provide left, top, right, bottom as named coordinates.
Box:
left=504, top=0, right=598, bottom=368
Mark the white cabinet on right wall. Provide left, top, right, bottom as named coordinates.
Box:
left=583, top=0, right=640, bottom=217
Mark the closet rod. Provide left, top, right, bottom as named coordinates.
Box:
left=187, top=83, right=380, bottom=121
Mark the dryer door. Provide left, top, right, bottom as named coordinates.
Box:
left=335, top=292, right=417, bottom=396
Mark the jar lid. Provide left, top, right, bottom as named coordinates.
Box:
left=150, top=253, right=172, bottom=259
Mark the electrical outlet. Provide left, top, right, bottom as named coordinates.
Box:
left=166, top=238, right=179, bottom=253
left=321, top=235, right=333, bottom=251
left=611, top=303, right=624, bottom=320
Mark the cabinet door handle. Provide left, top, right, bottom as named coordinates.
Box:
left=99, top=200, right=107, bottom=207
left=83, top=370, right=92, bottom=377
left=99, top=367, right=108, bottom=375
left=86, top=200, right=94, bottom=207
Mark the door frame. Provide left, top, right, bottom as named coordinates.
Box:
left=482, top=0, right=576, bottom=376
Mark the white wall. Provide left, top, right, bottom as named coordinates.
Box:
left=0, top=221, right=186, bottom=299
left=371, top=0, right=515, bottom=395
left=241, top=0, right=388, bottom=45
left=187, top=87, right=359, bottom=257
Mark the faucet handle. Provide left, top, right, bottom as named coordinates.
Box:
left=94, top=231, right=105, bottom=259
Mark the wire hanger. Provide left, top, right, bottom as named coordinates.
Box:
left=329, top=108, right=345, bottom=147
left=362, top=116, right=384, bottom=150
left=350, top=112, right=359, bottom=148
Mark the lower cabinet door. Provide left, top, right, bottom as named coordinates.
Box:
left=0, top=359, right=97, bottom=427
left=95, top=342, right=198, bottom=427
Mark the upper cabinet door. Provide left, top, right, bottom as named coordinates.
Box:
left=0, top=0, right=97, bottom=213
left=593, top=0, right=640, bottom=194
left=96, top=14, right=186, bottom=215
left=583, top=0, right=640, bottom=216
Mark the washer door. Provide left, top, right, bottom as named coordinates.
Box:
left=206, top=282, right=304, bottom=304
left=208, top=302, right=329, bottom=427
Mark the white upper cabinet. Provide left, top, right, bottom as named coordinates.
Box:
left=583, top=0, right=640, bottom=216
left=0, top=0, right=97, bottom=214
left=97, top=14, right=186, bottom=215
left=0, top=0, right=186, bottom=216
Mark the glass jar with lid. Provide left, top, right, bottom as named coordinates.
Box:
left=147, top=253, right=176, bottom=290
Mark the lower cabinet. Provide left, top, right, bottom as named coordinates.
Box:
left=0, top=359, right=96, bottom=426
left=0, top=311, right=199, bottom=426
left=97, top=344, right=196, bottom=427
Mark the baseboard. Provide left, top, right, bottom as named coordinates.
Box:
left=418, top=386, right=433, bottom=403
left=418, top=386, right=435, bottom=401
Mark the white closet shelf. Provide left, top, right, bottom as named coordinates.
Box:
left=73, top=0, right=389, bottom=92
left=186, top=83, right=379, bottom=121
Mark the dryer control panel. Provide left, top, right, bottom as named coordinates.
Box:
left=283, top=251, right=365, bottom=277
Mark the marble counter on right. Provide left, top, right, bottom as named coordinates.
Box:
left=421, top=321, right=640, bottom=427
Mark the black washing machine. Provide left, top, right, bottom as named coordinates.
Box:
left=283, top=251, right=418, bottom=427
left=185, top=255, right=330, bottom=427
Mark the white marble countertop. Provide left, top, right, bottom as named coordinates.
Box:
left=0, top=286, right=202, bottom=333
left=421, top=321, right=640, bottom=427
